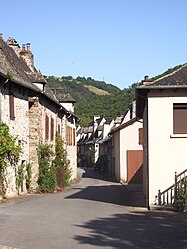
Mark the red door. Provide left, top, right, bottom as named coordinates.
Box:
left=127, top=150, right=143, bottom=184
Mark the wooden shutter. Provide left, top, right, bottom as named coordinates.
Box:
left=173, top=104, right=187, bottom=134
left=70, top=127, right=72, bottom=145
left=9, top=92, right=15, bottom=120
left=45, top=116, right=49, bottom=140
left=58, top=124, right=61, bottom=135
left=66, top=126, right=72, bottom=145
left=138, top=128, right=143, bottom=145
left=51, top=117, right=54, bottom=141
left=73, top=128, right=76, bottom=145
left=66, top=126, right=69, bottom=145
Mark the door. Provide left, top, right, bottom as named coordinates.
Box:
left=127, top=150, right=143, bottom=184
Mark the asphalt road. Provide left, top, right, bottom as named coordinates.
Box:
left=0, top=168, right=186, bottom=249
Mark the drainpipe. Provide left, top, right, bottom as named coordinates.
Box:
left=136, top=90, right=149, bottom=210
left=145, top=98, right=150, bottom=210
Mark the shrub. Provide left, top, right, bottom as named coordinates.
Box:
left=37, top=143, right=56, bottom=192
left=0, top=123, right=21, bottom=196
left=53, top=134, right=72, bottom=188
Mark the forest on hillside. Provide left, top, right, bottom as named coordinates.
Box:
left=47, top=76, right=137, bottom=126
left=47, top=65, right=182, bottom=126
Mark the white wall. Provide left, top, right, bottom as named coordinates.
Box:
left=119, top=122, right=143, bottom=182
left=148, top=90, right=187, bottom=205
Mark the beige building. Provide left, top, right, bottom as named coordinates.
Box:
left=110, top=103, right=143, bottom=183
left=136, top=65, right=187, bottom=209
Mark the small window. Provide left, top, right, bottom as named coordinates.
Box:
left=173, top=103, right=187, bottom=134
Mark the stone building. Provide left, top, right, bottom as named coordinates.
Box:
left=0, top=35, right=77, bottom=197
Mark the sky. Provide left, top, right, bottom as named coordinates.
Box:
left=0, top=0, right=187, bottom=89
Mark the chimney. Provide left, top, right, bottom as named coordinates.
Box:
left=20, top=42, right=35, bottom=72
left=7, top=37, right=21, bottom=57
left=26, top=43, right=31, bottom=52
left=22, top=44, right=26, bottom=52
left=142, top=75, right=151, bottom=85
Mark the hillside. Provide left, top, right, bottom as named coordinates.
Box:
left=47, top=76, right=136, bottom=126
left=47, top=65, right=181, bottom=126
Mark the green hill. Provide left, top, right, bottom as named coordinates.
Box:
left=47, top=76, right=135, bottom=126
left=47, top=65, right=181, bottom=126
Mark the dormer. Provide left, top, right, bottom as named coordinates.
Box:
left=56, top=93, right=76, bottom=112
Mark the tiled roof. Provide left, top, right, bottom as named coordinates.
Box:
left=0, top=36, right=39, bottom=91
left=110, top=117, right=137, bottom=135
left=144, top=64, right=187, bottom=87
left=0, top=36, right=70, bottom=114
left=56, top=93, right=76, bottom=102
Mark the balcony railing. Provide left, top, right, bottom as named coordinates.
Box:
left=156, top=169, right=187, bottom=208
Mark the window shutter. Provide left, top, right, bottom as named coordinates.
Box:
left=73, top=128, right=76, bottom=145
left=9, top=93, right=15, bottom=120
left=139, top=128, right=143, bottom=145
left=173, top=104, right=187, bottom=134
left=51, top=117, right=54, bottom=141
left=45, top=116, right=49, bottom=140
left=58, top=124, right=61, bottom=135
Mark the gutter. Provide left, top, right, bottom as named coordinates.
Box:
left=136, top=84, right=187, bottom=90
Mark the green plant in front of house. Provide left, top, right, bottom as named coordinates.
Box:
left=25, top=162, right=32, bottom=191
left=37, top=143, right=56, bottom=192
left=53, top=134, right=72, bottom=188
left=15, top=163, right=25, bottom=194
left=0, top=123, right=21, bottom=197
left=176, top=178, right=187, bottom=212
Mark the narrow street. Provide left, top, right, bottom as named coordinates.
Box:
left=0, top=168, right=186, bottom=249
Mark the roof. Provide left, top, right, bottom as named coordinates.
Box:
left=56, top=93, right=76, bottom=103
left=137, top=63, right=187, bottom=89
left=0, top=36, right=78, bottom=116
left=136, top=63, right=187, bottom=119
left=0, top=36, right=39, bottom=92
left=110, top=117, right=137, bottom=135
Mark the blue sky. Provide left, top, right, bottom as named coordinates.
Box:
left=0, top=0, right=187, bottom=89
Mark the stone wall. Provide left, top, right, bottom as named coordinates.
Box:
left=0, top=83, right=29, bottom=197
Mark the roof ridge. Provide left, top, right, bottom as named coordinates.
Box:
left=153, top=63, right=187, bottom=84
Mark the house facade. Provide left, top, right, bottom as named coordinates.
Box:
left=0, top=35, right=77, bottom=198
left=136, top=65, right=187, bottom=209
left=110, top=102, right=143, bottom=183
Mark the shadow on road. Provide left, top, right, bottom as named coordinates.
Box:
left=73, top=210, right=187, bottom=249
left=66, top=185, right=145, bottom=207
left=81, top=166, right=118, bottom=182
left=66, top=168, right=146, bottom=208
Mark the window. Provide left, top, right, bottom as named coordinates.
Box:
left=51, top=117, right=54, bottom=141
left=9, top=92, right=15, bottom=120
left=173, top=103, right=187, bottom=134
left=45, top=115, right=49, bottom=140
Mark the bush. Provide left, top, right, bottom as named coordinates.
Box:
left=37, top=143, right=56, bottom=192
left=53, top=134, right=72, bottom=188
left=0, top=123, right=21, bottom=196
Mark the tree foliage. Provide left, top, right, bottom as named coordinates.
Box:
left=47, top=76, right=136, bottom=126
